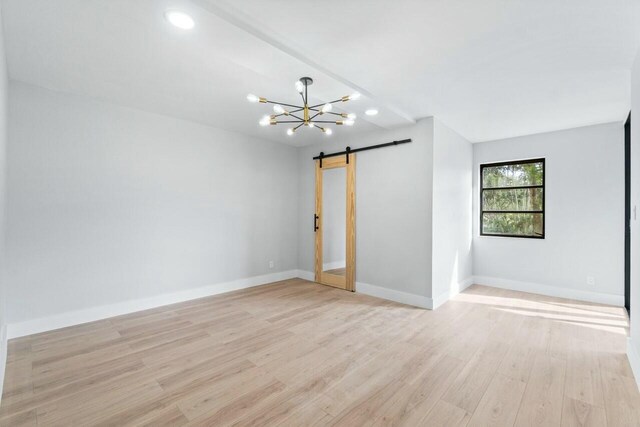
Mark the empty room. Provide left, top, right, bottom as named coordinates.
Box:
left=1, top=0, right=640, bottom=425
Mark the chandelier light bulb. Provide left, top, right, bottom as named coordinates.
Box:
left=259, top=116, right=271, bottom=126
left=365, top=109, right=378, bottom=116
left=248, top=76, right=357, bottom=136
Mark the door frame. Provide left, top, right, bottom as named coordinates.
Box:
left=625, top=112, right=631, bottom=314
left=314, top=154, right=356, bottom=291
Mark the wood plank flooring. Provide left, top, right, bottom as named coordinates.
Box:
left=1, top=279, right=638, bottom=426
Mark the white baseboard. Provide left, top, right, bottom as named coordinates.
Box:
left=356, top=281, right=431, bottom=309
left=431, top=277, right=475, bottom=310
left=296, top=270, right=431, bottom=309
left=296, top=271, right=475, bottom=310
left=628, top=337, right=640, bottom=391
left=0, top=323, right=7, bottom=407
left=296, top=270, right=315, bottom=281
left=7, top=270, right=299, bottom=339
left=297, top=271, right=621, bottom=310
left=473, top=276, right=624, bottom=306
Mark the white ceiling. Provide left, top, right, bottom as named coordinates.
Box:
left=2, top=0, right=639, bottom=144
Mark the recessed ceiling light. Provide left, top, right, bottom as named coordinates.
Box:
left=365, top=109, right=379, bottom=116
left=165, top=10, right=195, bottom=30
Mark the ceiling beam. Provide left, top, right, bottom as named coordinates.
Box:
left=190, top=0, right=416, bottom=127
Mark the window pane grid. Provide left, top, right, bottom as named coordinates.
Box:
left=481, top=185, right=543, bottom=190
left=481, top=210, right=543, bottom=214
left=480, top=158, right=545, bottom=239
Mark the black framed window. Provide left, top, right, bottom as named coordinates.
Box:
left=480, top=158, right=545, bottom=239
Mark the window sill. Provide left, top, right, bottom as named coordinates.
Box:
left=477, top=234, right=545, bottom=240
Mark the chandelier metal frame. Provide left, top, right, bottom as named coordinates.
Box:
left=247, top=77, right=359, bottom=136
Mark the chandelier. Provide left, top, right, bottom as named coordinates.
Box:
left=247, top=77, right=359, bottom=137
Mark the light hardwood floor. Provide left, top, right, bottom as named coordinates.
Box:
left=1, top=279, right=638, bottom=426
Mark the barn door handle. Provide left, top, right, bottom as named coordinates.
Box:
left=314, top=214, right=319, bottom=232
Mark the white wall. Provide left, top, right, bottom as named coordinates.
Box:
left=432, top=119, right=473, bottom=306
left=629, top=48, right=640, bottom=388
left=297, top=119, right=434, bottom=302
left=473, top=123, right=624, bottom=305
left=5, top=81, right=298, bottom=326
left=0, top=4, right=9, bottom=404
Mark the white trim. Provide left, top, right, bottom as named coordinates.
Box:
left=0, top=324, right=6, bottom=407
left=296, top=272, right=620, bottom=310
left=431, top=291, right=449, bottom=310
left=357, top=281, right=431, bottom=309
left=296, top=270, right=431, bottom=309
left=473, top=275, right=624, bottom=306
left=431, top=277, right=475, bottom=310
left=7, top=270, right=299, bottom=339
left=296, top=270, right=315, bottom=281
left=296, top=270, right=473, bottom=310
left=628, top=337, right=640, bottom=391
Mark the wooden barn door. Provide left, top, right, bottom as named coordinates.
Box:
left=314, top=154, right=355, bottom=291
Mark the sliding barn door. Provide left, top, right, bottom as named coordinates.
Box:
left=314, top=154, right=355, bottom=291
